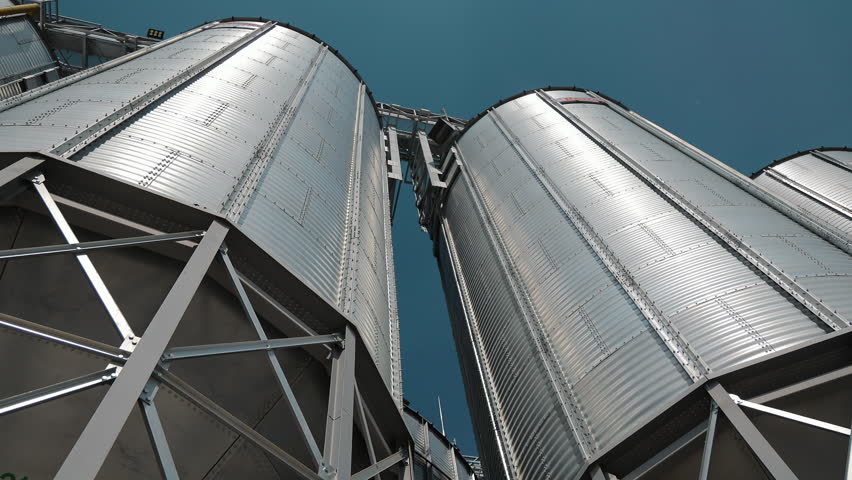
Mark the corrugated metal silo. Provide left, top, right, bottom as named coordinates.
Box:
left=403, top=404, right=479, bottom=480
left=0, top=8, right=60, bottom=98
left=752, top=147, right=852, bottom=239
left=0, top=17, right=409, bottom=479
left=416, top=87, right=852, bottom=480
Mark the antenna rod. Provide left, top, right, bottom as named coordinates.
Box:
left=438, top=395, right=446, bottom=435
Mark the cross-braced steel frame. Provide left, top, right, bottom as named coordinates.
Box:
left=0, top=156, right=413, bottom=480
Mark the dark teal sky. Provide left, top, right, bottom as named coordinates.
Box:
left=66, top=0, right=851, bottom=456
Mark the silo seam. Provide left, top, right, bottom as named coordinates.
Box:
left=455, top=143, right=597, bottom=460
left=596, top=92, right=852, bottom=256
left=50, top=22, right=276, bottom=158
left=543, top=91, right=849, bottom=331
left=224, top=44, right=329, bottom=219
left=441, top=220, right=519, bottom=480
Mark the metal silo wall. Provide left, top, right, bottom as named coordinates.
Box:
left=441, top=89, right=852, bottom=478
left=0, top=15, right=55, bottom=84
left=753, top=149, right=852, bottom=237
left=441, top=174, right=586, bottom=479
left=437, top=229, right=510, bottom=480
left=0, top=21, right=401, bottom=400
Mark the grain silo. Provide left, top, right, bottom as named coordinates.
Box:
left=0, top=17, right=410, bottom=479
left=413, top=87, right=852, bottom=480
left=0, top=2, right=60, bottom=99
left=752, top=148, right=852, bottom=240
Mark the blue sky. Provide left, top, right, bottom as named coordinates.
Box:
left=67, top=0, right=852, bottom=456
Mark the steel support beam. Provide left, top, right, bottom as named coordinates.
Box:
left=162, top=334, right=341, bottom=360
left=386, top=127, right=403, bottom=180
left=351, top=450, right=406, bottom=480
left=698, top=404, right=719, bottom=480
left=846, top=419, right=852, bottom=480
left=0, top=230, right=204, bottom=260
left=621, top=420, right=708, bottom=480
left=0, top=156, right=43, bottom=189
left=220, top=248, right=326, bottom=469
left=353, top=384, right=379, bottom=479
left=323, top=325, right=357, bottom=480
left=0, top=311, right=124, bottom=362
left=56, top=220, right=229, bottom=480
left=139, top=392, right=180, bottom=480
left=732, top=395, right=851, bottom=436
left=706, top=383, right=798, bottom=480
left=588, top=464, right=608, bottom=480
left=749, top=364, right=852, bottom=404
left=154, top=369, right=323, bottom=480
left=0, top=367, right=117, bottom=415
left=357, top=385, right=392, bottom=458
left=33, top=177, right=137, bottom=344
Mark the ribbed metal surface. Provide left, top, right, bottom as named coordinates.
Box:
left=753, top=148, right=852, bottom=236
left=0, top=20, right=401, bottom=401
left=403, top=406, right=477, bottom=480
left=0, top=15, right=55, bottom=85
left=437, top=88, right=850, bottom=479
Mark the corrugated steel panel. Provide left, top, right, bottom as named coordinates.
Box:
left=402, top=406, right=478, bottom=480
left=0, top=16, right=55, bottom=85
left=444, top=177, right=585, bottom=480
left=753, top=149, right=852, bottom=236
left=0, top=21, right=401, bottom=400
left=440, top=89, right=846, bottom=478
left=438, top=232, right=509, bottom=480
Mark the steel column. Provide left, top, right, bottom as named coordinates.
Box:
left=706, top=383, right=798, bottom=480
left=698, top=404, right=719, bottom=480
left=56, top=220, right=229, bottom=480
left=323, top=324, right=357, bottom=479
left=220, top=248, right=326, bottom=469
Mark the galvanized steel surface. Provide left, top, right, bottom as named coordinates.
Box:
left=403, top=405, right=477, bottom=480
left=0, top=20, right=401, bottom=401
left=753, top=148, right=852, bottom=237
left=438, top=88, right=851, bottom=479
left=0, top=15, right=55, bottom=85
